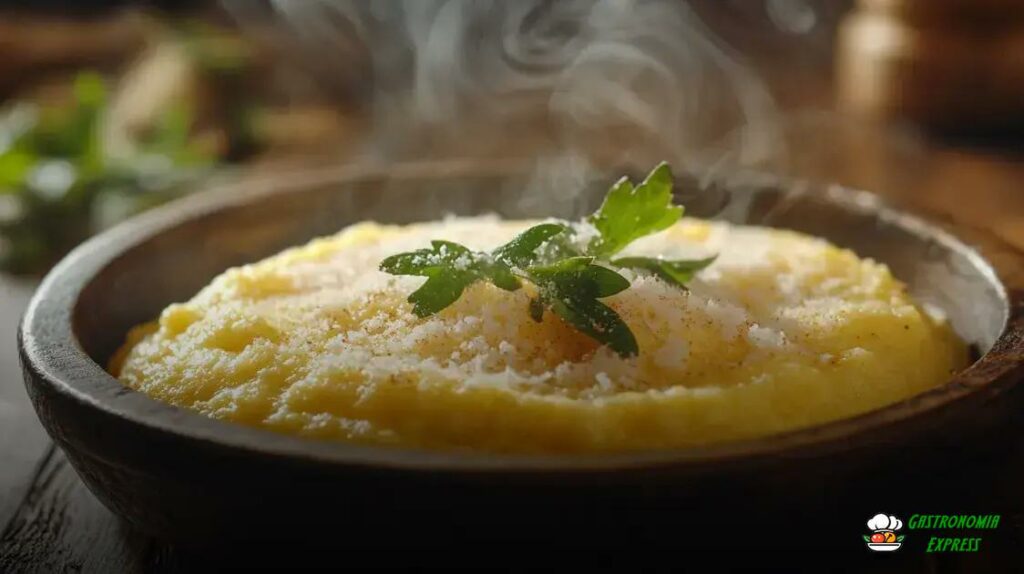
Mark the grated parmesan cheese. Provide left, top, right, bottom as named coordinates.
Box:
left=112, top=216, right=968, bottom=453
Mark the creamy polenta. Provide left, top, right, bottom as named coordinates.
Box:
left=112, top=217, right=967, bottom=453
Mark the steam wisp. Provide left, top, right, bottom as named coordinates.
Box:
left=226, top=1, right=834, bottom=217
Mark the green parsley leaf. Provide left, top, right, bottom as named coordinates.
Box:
left=379, top=239, right=464, bottom=276
left=407, top=273, right=476, bottom=318
left=546, top=296, right=638, bottom=358
left=493, top=222, right=567, bottom=268
left=528, top=257, right=636, bottom=356
left=528, top=257, right=630, bottom=298
left=612, top=255, right=717, bottom=288
left=379, top=239, right=520, bottom=317
left=587, top=161, right=682, bottom=256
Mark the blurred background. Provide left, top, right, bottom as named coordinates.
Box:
left=2, top=0, right=1024, bottom=278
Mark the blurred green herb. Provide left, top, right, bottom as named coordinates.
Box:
left=379, top=162, right=717, bottom=357
left=0, top=72, right=216, bottom=275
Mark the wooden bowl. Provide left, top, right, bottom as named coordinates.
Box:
left=18, top=161, right=1024, bottom=553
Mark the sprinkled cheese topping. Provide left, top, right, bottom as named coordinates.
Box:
left=112, top=216, right=968, bottom=452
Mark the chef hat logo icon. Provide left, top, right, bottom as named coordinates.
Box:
left=864, top=513, right=905, bottom=552
left=868, top=514, right=903, bottom=531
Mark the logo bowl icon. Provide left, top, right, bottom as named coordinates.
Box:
left=865, top=513, right=904, bottom=552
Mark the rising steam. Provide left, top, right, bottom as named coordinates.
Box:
left=226, top=0, right=813, bottom=214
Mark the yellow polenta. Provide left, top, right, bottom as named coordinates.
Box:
left=111, top=217, right=967, bottom=453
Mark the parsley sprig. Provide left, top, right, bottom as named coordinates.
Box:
left=379, top=162, right=716, bottom=357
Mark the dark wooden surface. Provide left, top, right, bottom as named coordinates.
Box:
left=0, top=280, right=191, bottom=572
